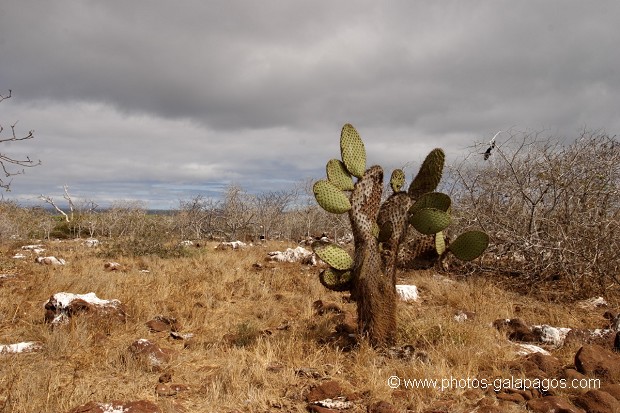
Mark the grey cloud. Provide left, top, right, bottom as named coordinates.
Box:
left=1, top=1, right=620, bottom=207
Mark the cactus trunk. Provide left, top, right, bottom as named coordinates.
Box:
left=351, top=236, right=397, bottom=346
left=348, top=166, right=398, bottom=346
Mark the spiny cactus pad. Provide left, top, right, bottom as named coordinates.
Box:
left=448, top=230, right=489, bottom=261
left=408, top=192, right=451, bottom=216
left=312, top=241, right=354, bottom=270
left=319, top=268, right=353, bottom=292
left=326, top=159, right=354, bottom=191
left=409, top=208, right=452, bottom=235
left=313, top=180, right=352, bottom=214
left=340, top=123, right=366, bottom=178
left=408, top=148, right=445, bottom=198
left=390, top=169, right=406, bottom=192
left=435, top=231, right=446, bottom=255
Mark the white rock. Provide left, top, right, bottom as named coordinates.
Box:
left=45, top=292, right=122, bottom=324
left=21, top=244, right=44, bottom=250
left=396, top=285, right=419, bottom=302
left=12, top=253, right=26, bottom=259
left=84, top=238, right=100, bottom=247
left=0, top=341, right=42, bottom=354
left=533, top=325, right=572, bottom=347
left=35, top=256, right=66, bottom=265
left=515, top=343, right=550, bottom=356
left=577, top=296, right=608, bottom=309
left=216, top=241, right=247, bottom=250
left=314, top=397, right=354, bottom=409
left=268, top=246, right=316, bottom=264
left=454, top=311, right=469, bottom=323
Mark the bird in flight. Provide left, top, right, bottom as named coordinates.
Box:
left=483, top=130, right=502, bottom=160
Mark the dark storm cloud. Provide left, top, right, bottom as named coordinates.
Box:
left=1, top=1, right=619, bottom=207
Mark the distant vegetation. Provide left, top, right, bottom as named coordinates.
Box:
left=1, top=129, right=618, bottom=297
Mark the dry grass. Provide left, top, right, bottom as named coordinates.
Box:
left=0, top=239, right=611, bottom=412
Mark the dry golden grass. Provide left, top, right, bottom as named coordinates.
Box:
left=0, top=239, right=611, bottom=412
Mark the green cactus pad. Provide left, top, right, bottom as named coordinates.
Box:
left=313, top=180, right=352, bottom=214
left=448, top=230, right=489, bottom=261
left=409, top=208, right=452, bottom=235
left=340, top=123, right=366, bottom=178
left=390, top=169, right=405, bottom=192
left=326, top=159, right=354, bottom=191
left=408, top=148, right=445, bottom=198
left=312, top=241, right=354, bottom=270
left=319, top=268, right=353, bottom=292
left=435, top=231, right=446, bottom=255
left=408, top=192, right=452, bottom=216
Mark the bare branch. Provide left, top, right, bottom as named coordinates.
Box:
left=39, top=194, right=70, bottom=222
left=0, top=89, right=41, bottom=190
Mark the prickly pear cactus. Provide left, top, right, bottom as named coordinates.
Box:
left=447, top=230, right=489, bottom=261
left=312, top=241, right=353, bottom=270
left=319, top=268, right=353, bottom=292
left=326, top=159, right=355, bottom=191
left=313, top=180, right=351, bottom=214
left=311, top=123, right=488, bottom=347
left=340, top=124, right=366, bottom=178
left=390, top=169, right=405, bottom=192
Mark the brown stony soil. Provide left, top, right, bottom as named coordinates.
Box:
left=1, top=239, right=620, bottom=412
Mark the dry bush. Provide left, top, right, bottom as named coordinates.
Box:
left=449, top=130, right=620, bottom=297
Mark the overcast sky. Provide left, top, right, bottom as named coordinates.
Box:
left=1, top=1, right=619, bottom=209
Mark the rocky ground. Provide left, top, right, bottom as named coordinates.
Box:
left=1, top=239, right=620, bottom=412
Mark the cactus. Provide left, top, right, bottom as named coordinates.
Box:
left=313, top=180, right=351, bottom=214
left=312, top=124, right=488, bottom=347
left=340, top=124, right=366, bottom=177
left=408, top=148, right=445, bottom=198
left=409, top=208, right=452, bottom=235
left=326, top=159, right=354, bottom=191
left=319, top=268, right=353, bottom=292
left=390, top=169, right=405, bottom=192
left=435, top=231, right=446, bottom=256
left=312, top=241, right=353, bottom=270
left=447, top=230, right=489, bottom=261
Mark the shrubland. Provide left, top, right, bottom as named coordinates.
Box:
left=1, top=128, right=619, bottom=412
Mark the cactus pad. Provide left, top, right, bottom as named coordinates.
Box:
left=408, top=148, right=445, bottom=198
left=408, top=192, right=451, bottom=216
left=326, top=159, right=354, bottom=191
left=448, top=230, right=489, bottom=261
left=390, top=169, right=405, bottom=192
left=435, top=231, right=446, bottom=255
left=312, top=241, right=354, bottom=270
left=313, top=180, right=351, bottom=214
left=340, top=123, right=366, bottom=178
left=409, top=208, right=452, bottom=235
left=319, top=268, right=353, bottom=292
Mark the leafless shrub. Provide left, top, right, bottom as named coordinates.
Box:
left=449, top=129, right=620, bottom=295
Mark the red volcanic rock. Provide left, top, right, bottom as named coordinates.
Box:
left=574, top=389, right=620, bottom=413
left=575, top=344, right=620, bottom=382
left=128, top=339, right=173, bottom=369
left=526, top=396, right=585, bottom=413
left=44, top=292, right=125, bottom=325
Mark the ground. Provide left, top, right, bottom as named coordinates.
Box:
left=0, top=239, right=617, bottom=412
